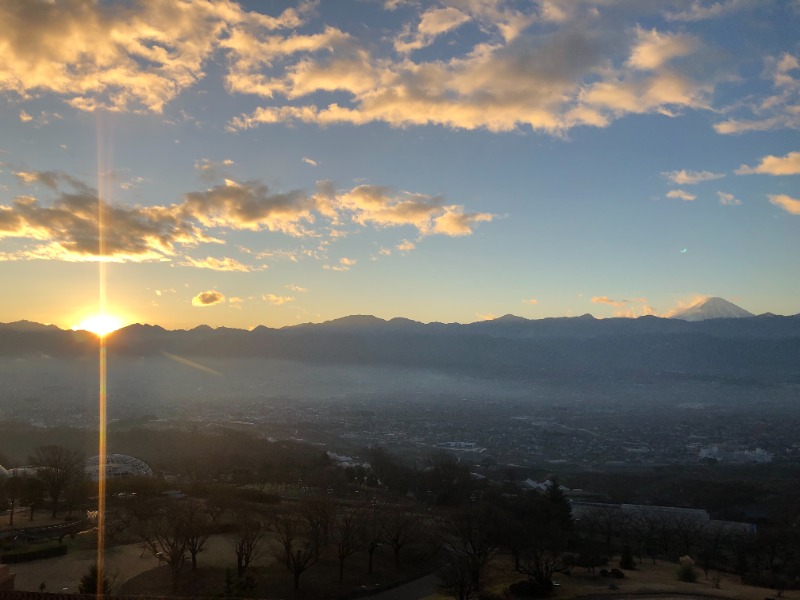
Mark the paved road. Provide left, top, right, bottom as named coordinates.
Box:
left=368, top=572, right=441, bottom=600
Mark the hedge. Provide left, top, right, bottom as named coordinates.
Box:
left=1, top=543, right=68, bottom=563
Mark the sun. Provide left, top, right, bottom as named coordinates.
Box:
left=73, top=314, right=124, bottom=337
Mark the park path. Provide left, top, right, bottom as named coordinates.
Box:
left=368, top=572, right=441, bottom=600
left=8, top=539, right=161, bottom=594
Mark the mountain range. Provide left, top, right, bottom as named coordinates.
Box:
left=1, top=298, right=798, bottom=385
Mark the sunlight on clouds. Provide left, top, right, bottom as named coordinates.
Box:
left=662, top=295, right=710, bottom=318
left=184, top=256, right=260, bottom=272
left=768, top=194, right=800, bottom=215
left=263, top=293, right=294, bottom=305
left=736, top=151, right=800, bottom=175
left=591, top=296, right=626, bottom=307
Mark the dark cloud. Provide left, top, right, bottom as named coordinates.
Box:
left=192, top=290, right=225, bottom=307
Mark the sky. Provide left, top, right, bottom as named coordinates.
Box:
left=0, top=0, right=798, bottom=330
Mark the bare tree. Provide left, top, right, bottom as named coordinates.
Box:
left=135, top=500, right=190, bottom=592
left=332, top=507, right=364, bottom=583
left=441, top=509, right=495, bottom=592
left=184, top=499, right=214, bottom=571
left=273, top=513, right=317, bottom=591
left=364, top=500, right=386, bottom=575
left=230, top=507, right=267, bottom=578
left=29, top=445, right=85, bottom=517
left=384, top=509, right=421, bottom=568
left=299, top=494, right=336, bottom=560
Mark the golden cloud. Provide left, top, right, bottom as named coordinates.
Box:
left=736, top=151, right=800, bottom=175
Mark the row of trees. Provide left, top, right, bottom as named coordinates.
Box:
left=110, top=490, right=432, bottom=594
left=1, top=444, right=87, bottom=524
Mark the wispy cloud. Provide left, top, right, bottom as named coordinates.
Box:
left=666, top=189, right=697, bottom=201
left=263, top=293, right=295, bottom=305
left=591, top=296, right=626, bottom=307
left=286, top=284, right=308, bottom=293
left=715, top=53, right=800, bottom=134
left=184, top=256, right=261, bottom=272
left=302, top=157, right=318, bottom=166
left=736, top=151, right=800, bottom=175
left=396, top=239, right=416, bottom=252
left=662, top=169, right=725, bottom=185
left=522, top=298, right=538, bottom=305
left=717, top=191, right=742, bottom=206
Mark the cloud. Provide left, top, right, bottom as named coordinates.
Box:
left=662, top=169, right=725, bottom=184
left=522, top=298, right=538, bottom=305
left=715, top=53, right=800, bottom=134
left=717, top=191, right=742, bottom=206
left=666, top=189, right=697, bottom=201
left=627, top=27, right=699, bottom=71
left=194, top=159, right=235, bottom=182
left=662, top=294, right=710, bottom=318
left=184, top=256, right=260, bottom=272
left=19, top=110, right=32, bottom=122
left=2, top=173, right=203, bottom=262
left=302, top=157, right=318, bottom=166
left=0, top=170, right=493, bottom=264
left=263, top=293, right=294, bottom=305
left=396, top=239, right=416, bottom=252
left=192, top=290, right=225, bottom=307
left=0, top=0, right=314, bottom=113
left=286, top=284, right=308, bottom=293
left=334, top=185, right=494, bottom=236
left=768, top=194, right=800, bottom=215
left=395, top=7, right=471, bottom=53
left=227, top=9, right=720, bottom=135
left=475, top=313, right=497, bottom=321
left=182, top=179, right=316, bottom=236
left=591, top=296, right=626, bottom=307
left=735, top=151, right=800, bottom=175
left=664, top=0, right=756, bottom=22
left=324, top=257, right=357, bottom=271
left=590, top=295, right=655, bottom=317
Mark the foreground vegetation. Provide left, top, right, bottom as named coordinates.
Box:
left=1, top=421, right=799, bottom=598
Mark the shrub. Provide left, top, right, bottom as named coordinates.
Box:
left=1, top=544, right=68, bottom=563
left=677, top=556, right=697, bottom=583
left=619, top=544, right=636, bottom=570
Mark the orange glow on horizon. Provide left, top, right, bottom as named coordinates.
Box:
left=72, top=314, right=124, bottom=337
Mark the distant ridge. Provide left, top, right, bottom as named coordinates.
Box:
left=670, top=297, right=754, bottom=321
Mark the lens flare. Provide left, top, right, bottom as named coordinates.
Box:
left=73, top=314, right=123, bottom=337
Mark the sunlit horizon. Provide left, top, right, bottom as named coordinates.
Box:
left=72, top=314, right=124, bottom=338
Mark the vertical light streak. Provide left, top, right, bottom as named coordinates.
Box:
left=96, top=116, right=109, bottom=598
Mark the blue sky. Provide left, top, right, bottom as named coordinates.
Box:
left=0, top=0, right=798, bottom=329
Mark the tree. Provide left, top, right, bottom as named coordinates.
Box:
left=230, top=507, right=267, bottom=578
left=135, top=499, right=190, bottom=592
left=299, top=494, right=336, bottom=560
left=78, top=563, right=114, bottom=595
left=29, top=445, right=85, bottom=517
left=184, top=499, right=214, bottom=571
left=384, top=509, right=421, bottom=568
left=441, top=509, right=495, bottom=592
left=2, top=473, right=20, bottom=526
left=19, top=475, right=44, bottom=522
left=273, top=513, right=317, bottom=591
left=332, top=507, right=364, bottom=583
